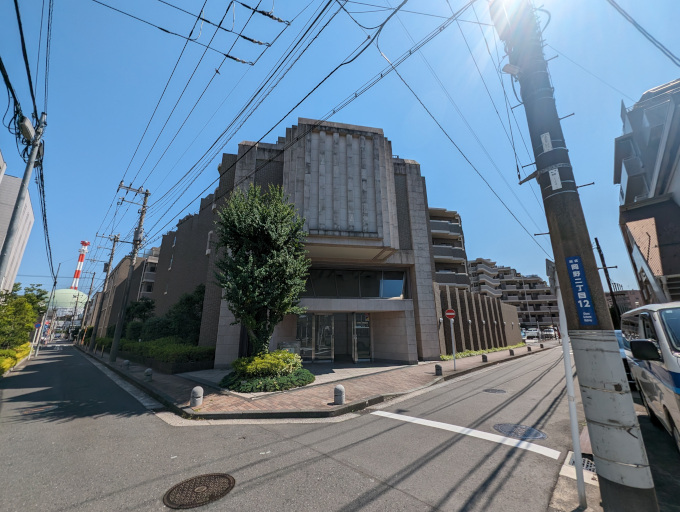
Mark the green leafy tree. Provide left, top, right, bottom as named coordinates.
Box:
left=166, top=284, right=205, bottom=345
left=126, top=298, right=155, bottom=323
left=21, top=284, right=49, bottom=316
left=215, top=184, right=310, bottom=355
left=0, top=285, right=39, bottom=349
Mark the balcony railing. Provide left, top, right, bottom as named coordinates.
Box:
left=430, top=220, right=463, bottom=237
left=434, top=272, right=471, bottom=286
left=479, top=284, right=502, bottom=297
left=472, top=263, right=497, bottom=275
left=432, top=245, right=467, bottom=261
left=478, top=273, right=500, bottom=286
left=142, top=271, right=156, bottom=283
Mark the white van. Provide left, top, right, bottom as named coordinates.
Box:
left=622, top=303, right=680, bottom=453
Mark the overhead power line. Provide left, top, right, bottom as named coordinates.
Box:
left=603, top=0, right=680, bottom=67
left=13, top=0, right=38, bottom=118
left=143, top=0, right=478, bottom=245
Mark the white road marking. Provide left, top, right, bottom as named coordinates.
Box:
left=82, top=355, right=164, bottom=410
left=371, top=410, right=561, bottom=460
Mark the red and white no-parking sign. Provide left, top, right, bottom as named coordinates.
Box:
left=445, top=309, right=456, bottom=320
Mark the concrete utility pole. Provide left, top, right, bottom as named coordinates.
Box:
left=595, top=237, right=621, bottom=327
left=0, top=113, right=46, bottom=290
left=489, top=2, right=658, bottom=510
left=79, top=272, right=96, bottom=343
left=109, top=185, right=149, bottom=363
left=89, top=234, right=119, bottom=351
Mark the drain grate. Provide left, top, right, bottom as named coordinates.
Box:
left=493, top=423, right=547, bottom=440
left=163, top=473, right=235, bottom=509
left=483, top=389, right=506, bottom=394
left=569, top=454, right=597, bottom=474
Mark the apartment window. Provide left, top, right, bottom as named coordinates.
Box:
left=145, top=283, right=153, bottom=293
left=303, top=269, right=407, bottom=299
left=172, top=236, right=177, bottom=247
left=206, top=231, right=213, bottom=255
left=148, top=264, right=157, bottom=273
left=168, top=254, right=173, bottom=270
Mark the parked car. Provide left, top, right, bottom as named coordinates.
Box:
left=622, top=303, right=680, bottom=454
left=614, top=329, right=635, bottom=389
left=525, top=328, right=540, bottom=340
left=542, top=327, right=556, bottom=340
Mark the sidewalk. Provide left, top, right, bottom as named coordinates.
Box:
left=75, top=341, right=558, bottom=419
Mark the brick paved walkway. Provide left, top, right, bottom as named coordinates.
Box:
left=80, top=342, right=558, bottom=417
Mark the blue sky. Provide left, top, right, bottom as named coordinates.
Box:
left=0, top=0, right=677, bottom=295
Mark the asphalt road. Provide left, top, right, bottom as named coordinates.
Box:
left=0, top=344, right=584, bottom=511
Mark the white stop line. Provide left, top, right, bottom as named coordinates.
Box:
left=371, top=411, right=561, bottom=460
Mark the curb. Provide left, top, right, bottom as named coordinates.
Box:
left=76, top=343, right=556, bottom=420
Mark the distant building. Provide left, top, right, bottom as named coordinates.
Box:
left=429, top=208, right=470, bottom=289
left=605, top=288, right=644, bottom=314
left=0, top=174, right=34, bottom=292
left=468, top=258, right=559, bottom=329
left=613, top=78, right=680, bottom=303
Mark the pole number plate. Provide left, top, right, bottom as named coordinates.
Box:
left=566, top=255, right=598, bottom=326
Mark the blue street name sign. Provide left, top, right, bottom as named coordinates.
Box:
left=566, top=255, right=598, bottom=326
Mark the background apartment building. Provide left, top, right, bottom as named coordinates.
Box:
left=613, top=78, right=680, bottom=303
left=429, top=208, right=470, bottom=289
left=468, top=258, right=559, bottom=329
left=0, top=173, right=34, bottom=292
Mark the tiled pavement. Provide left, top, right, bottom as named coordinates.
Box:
left=78, top=341, right=558, bottom=418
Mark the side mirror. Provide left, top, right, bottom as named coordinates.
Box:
left=630, top=340, right=662, bottom=361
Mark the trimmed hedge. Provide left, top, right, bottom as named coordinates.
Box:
left=220, top=367, right=315, bottom=393
left=0, top=343, right=31, bottom=374
left=93, top=336, right=214, bottom=364
left=231, top=350, right=302, bottom=378
left=440, top=342, right=527, bottom=360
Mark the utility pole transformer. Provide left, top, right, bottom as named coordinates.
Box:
left=89, top=234, right=119, bottom=351
left=489, top=1, right=658, bottom=510
left=109, top=186, right=150, bottom=363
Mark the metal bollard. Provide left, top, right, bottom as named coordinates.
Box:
left=144, top=368, right=152, bottom=382
left=540, top=344, right=544, bottom=349
left=334, top=384, right=345, bottom=405
left=190, top=386, right=204, bottom=408
left=509, top=349, right=515, bottom=356
left=123, top=360, right=130, bottom=370
left=482, top=354, right=488, bottom=363
left=527, top=346, right=532, bottom=352
left=435, top=364, right=442, bottom=376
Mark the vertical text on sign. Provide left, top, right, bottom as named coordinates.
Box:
left=565, top=255, right=598, bottom=326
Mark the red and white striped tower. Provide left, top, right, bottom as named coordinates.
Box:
left=70, top=241, right=90, bottom=290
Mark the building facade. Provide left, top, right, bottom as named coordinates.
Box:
left=606, top=288, right=644, bottom=315
left=613, top=78, right=680, bottom=303
left=468, top=258, right=559, bottom=329
left=429, top=208, right=470, bottom=289
left=0, top=174, right=34, bottom=291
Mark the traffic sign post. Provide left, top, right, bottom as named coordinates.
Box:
left=445, top=309, right=457, bottom=370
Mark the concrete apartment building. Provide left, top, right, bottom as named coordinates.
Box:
left=605, top=288, right=644, bottom=315
left=468, top=258, right=559, bottom=329
left=0, top=173, right=34, bottom=292
left=93, top=248, right=159, bottom=337
left=613, top=78, right=680, bottom=302
left=97, top=119, right=520, bottom=367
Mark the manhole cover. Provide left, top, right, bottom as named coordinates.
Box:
left=20, top=405, right=58, bottom=415
left=493, top=423, right=547, bottom=440
left=483, top=389, right=506, bottom=394
left=163, top=474, right=235, bottom=509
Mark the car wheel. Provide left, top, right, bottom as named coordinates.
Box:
left=639, top=386, right=661, bottom=427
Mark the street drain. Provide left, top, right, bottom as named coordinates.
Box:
left=483, top=389, right=506, bottom=394
left=20, top=405, right=58, bottom=415
left=163, top=473, right=235, bottom=509
left=493, top=423, right=547, bottom=440
left=569, top=453, right=597, bottom=473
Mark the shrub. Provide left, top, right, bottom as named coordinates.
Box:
left=231, top=350, right=302, bottom=379
left=0, top=342, right=31, bottom=375
left=126, top=321, right=144, bottom=341
left=117, top=337, right=213, bottom=363
left=96, top=337, right=113, bottom=350
left=141, top=316, right=174, bottom=341
left=220, top=367, right=315, bottom=393
left=440, top=342, right=527, bottom=360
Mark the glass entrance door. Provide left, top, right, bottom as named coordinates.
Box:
left=353, top=313, right=371, bottom=362
left=296, top=315, right=313, bottom=360
left=315, top=314, right=334, bottom=360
